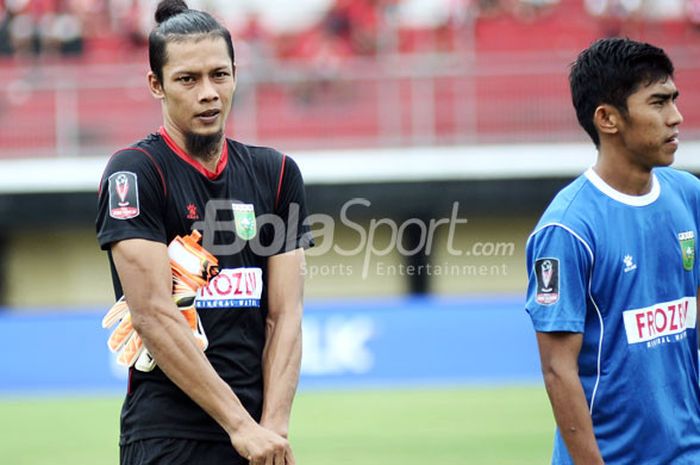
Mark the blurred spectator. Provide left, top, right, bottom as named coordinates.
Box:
left=40, top=1, right=84, bottom=56
left=513, top=0, right=560, bottom=21
left=441, top=0, right=477, bottom=52
left=285, top=21, right=353, bottom=105
left=1, top=0, right=85, bottom=58
left=275, top=0, right=373, bottom=105
left=585, top=0, right=642, bottom=36
left=0, top=4, right=14, bottom=55
left=239, top=11, right=270, bottom=45
left=642, top=0, right=684, bottom=20
left=238, top=11, right=275, bottom=66
left=66, top=0, right=108, bottom=39
left=7, top=0, right=40, bottom=57
left=586, top=0, right=686, bottom=36
left=320, top=0, right=395, bottom=56
left=122, top=0, right=148, bottom=48
left=0, top=0, right=695, bottom=63
left=476, top=0, right=504, bottom=17
left=689, top=0, right=700, bottom=27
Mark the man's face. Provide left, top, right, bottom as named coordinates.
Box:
left=618, top=77, right=683, bottom=168
left=155, top=36, right=235, bottom=142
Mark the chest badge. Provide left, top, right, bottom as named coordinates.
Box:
left=678, top=231, right=695, bottom=271
left=186, top=203, right=199, bottom=220
left=232, top=203, right=257, bottom=240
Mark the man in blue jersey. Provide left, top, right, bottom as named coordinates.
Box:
left=526, top=38, right=700, bottom=464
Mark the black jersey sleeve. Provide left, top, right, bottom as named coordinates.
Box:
left=96, top=148, right=167, bottom=250
left=274, top=155, right=314, bottom=254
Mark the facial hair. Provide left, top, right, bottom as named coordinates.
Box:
left=184, top=130, right=224, bottom=162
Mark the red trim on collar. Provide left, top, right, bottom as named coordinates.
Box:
left=159, top=126, right=228, bottom=180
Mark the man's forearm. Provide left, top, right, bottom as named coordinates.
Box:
left=112, top=239, right=257, bottom=439
left=133, top=304, right=256, bottom=436
left=260, top=310, right=302, bottom=437
left=543, top=368, right=604, bottom=465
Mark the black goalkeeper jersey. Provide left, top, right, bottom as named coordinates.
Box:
left=96, top=127, right=312, bottom=445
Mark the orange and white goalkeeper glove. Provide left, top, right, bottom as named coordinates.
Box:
left=102, top=230, right=218, bottom=372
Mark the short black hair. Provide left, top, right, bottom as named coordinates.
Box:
left=569, top=37, right=674, bottom=147
left=149, top=0, right=235, bottom=84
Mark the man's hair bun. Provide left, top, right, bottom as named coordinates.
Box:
left=155, top=0, right=189, bottom=25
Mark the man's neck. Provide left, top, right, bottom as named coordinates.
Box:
left=196, top=149, right=223, bottom=173
left=593, top=148, right=653, bottom=196
left=162, top=123, right=224, bottom=173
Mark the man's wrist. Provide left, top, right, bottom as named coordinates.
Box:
left=221, top=407, right=258, bottom=437
left=260, top=416, right=289, bottom=438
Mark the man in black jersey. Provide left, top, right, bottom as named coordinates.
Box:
left=95, top=1, right=311, bottom=464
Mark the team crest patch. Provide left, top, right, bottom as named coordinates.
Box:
left=232, top=203, right=257, bottom=240
left=535, top=258, right=559, bottom=305
left=108, top=171, right=139, bottom=220
left=678, top=231, right=695, bottom=271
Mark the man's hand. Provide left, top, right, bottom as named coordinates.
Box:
left=232, top=422, right=296, bottom=465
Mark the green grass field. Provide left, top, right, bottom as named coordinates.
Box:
left=0, top=386, right=554, bottom=465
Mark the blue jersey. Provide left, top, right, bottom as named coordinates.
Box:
left=526, top=168, right=700, bottom=465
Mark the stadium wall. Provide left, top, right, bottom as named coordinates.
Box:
left=0, top=295, right=541, bottom=395
left=2, top=141, right=699, bottom=307
left=3, top=216, right=535, bottom=306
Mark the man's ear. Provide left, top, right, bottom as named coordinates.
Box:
left=593, top=104, right=622, bottom=137
left=148, top=71, right=165, bottom=100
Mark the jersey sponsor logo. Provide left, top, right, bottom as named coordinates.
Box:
left=195, top=267, right=263, bottom=309
left=623, top=297, right=697, bottom=345
left=232, top=203, right=257, bottom=240
left=535, top=258, right=559, bottom=305
left=678, top=231, right=695, bottom=271
left=108, top=171, right=140, bottom=220
left=186, top=203, right=199, bottom=220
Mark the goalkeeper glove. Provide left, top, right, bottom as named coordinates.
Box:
left=102, top=230, right=218, bottom=372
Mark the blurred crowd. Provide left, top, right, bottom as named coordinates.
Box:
left=0, top=0, right=698, bottom=60
left=479, top=0, right=700, bottom=22
left=0, top=0, right=89, bottom=57
left=0, top=0, right=469, bottom=60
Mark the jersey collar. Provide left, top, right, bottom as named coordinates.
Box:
left=584, top=168, right=660, bottom=207
left=159, top=126, right=228, bottom=180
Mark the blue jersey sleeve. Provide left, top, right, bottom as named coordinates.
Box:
left=525, top=225, right=593, bottom=333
